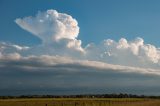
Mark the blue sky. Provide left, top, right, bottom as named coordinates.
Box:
left=1, top=0, right=160, bottom=95
left=1, top=0, right=160, bottom=46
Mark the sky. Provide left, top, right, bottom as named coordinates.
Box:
left=0, top=0, right=160, bottom=95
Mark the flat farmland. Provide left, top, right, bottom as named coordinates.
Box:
left=0, top=98, right=160, bottom=106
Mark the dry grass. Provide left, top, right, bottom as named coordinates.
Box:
left=0, top=98, right=160, bottom=106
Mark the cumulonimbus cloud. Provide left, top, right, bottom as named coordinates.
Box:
left=1, top=9, right=160, bottom=95
left=3, top=9, right=158, bottom=73
left=15, top=10, right=79, bottom=42
left=15, top=10, right=84, bottom=54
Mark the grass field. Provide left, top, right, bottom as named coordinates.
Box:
left=0, top=98, right=160, bottom=106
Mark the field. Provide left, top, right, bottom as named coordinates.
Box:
left=0, top=98, right=160, bottom=106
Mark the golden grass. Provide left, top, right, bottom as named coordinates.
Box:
left=0, top=98, right=160, bottom=106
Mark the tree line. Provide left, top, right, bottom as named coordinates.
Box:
left=0, top=93, right=160, bottom=99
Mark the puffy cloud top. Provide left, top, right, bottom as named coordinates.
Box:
left=15, top=10, right=79, bottom=44
left=8, top=9, right=160, bottom=72
left=85, top=37, right=160, bottom=69
left=15, top=10, right=84, bottom=53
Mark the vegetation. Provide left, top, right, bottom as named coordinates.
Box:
left=0, top=98, right=160, bottom=106
left=1, top=93, right=160, bottom=99
left=0, top=94, right=160, bottom=106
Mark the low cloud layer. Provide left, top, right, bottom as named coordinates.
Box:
left=0, top=9, right=160, bottom=95
left=0, top=55, right=160, bottom=95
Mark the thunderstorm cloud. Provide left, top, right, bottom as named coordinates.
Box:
left=0, top=9, right=160, bottom=95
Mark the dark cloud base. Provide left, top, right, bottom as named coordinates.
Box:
left=0, top=60, right=160, bottom=96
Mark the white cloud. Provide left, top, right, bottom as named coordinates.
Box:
left=15, top=9, right=84, bottom=53
left=0, top=42, right=29, bottom=56
left=15, top=10, right=79, bottom=42
left=12, top=45, right=29, bottom=51
left=8, top=9, right=160, bottom=74
left=0, top=52, right=21, bottom=60
left=0, top=9, right=160, bottom=95
left=0, top=55, right=159, bottom=76
left=85, top=37, right=160, bottom=69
